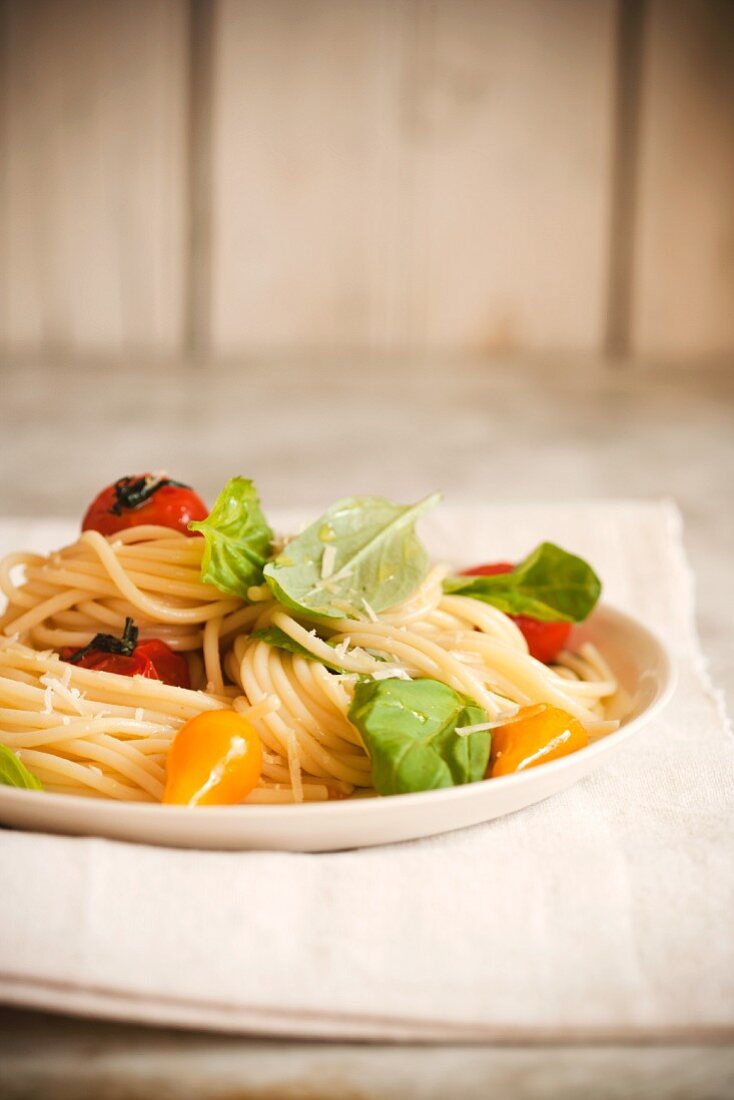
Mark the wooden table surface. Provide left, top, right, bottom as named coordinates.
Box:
left=0, top=357, right=732, bottom=1098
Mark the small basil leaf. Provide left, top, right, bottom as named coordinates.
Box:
left=443, top=542, right=601, bottom=623
left=251, top=626, right=346, bottom=672
left=190, top=477, right=273, bottom=598
left=0, top=745, right=43, bottom=790
left=348, top=678, right=490, bottom=796
left=264, top=493, right=440, bottom=621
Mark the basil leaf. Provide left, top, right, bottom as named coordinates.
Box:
left=443, top=542, right=601, bottom=623
left=0, top=745, right=43, bottom=790
left=190, top=477, right=273, bottom=598
left=348, top=678, right=490, bottom=796
left=251, top=626, right=346, bottom=672
left=264, top=493, right=440, bottom=621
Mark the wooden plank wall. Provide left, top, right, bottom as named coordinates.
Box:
left=210, top=0, right=616, bottom=355
left=0, top=0, right=732, bottom=361
left=631, top=0, right=734, bottom=358
left=0, top=0, right=188, bottom=355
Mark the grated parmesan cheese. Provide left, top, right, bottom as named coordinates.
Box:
left=455, top=722, right=494, bottom=736
left=332, top=637, right=351, bottom=660
left=370, top=667, right=412, bottom=682
left=361, top=598, right=379, bottom=623
left=40, top=673, right=86, bottom=715
left=320, top=544, right=337, bottom=580
left=455, top=707, right=523, bottom=736
left=42, top=686, right=53, bottom=715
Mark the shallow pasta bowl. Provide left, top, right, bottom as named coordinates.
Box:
left=0, top=604, right=675, bottom=851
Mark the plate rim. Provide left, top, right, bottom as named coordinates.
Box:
left=0, top=602, right=677, bottom=822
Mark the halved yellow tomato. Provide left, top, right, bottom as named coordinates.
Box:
left=489, top=704, right=588, bottom=777
left=163, top=710, right=262, bottom=806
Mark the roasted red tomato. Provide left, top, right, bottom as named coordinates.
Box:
left=133, top=639, right=190, bottom=688
left=61, top=618, right=190, bottom=688
left=460, top=561, right=572, bottom=663
left=81, top=475, right=208, bottom=538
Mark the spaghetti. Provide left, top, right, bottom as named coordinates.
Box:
left=0, top=541, right=617, bottom=804
left=0, top=478, right=620, bottom=804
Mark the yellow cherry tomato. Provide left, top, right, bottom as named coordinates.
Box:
left=163, top=710, right=262, bottom=806
left=489, top=704, right=588, bottom=778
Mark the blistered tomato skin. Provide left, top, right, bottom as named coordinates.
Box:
left=460, top=562, right=572, bottom=663
left=489, top=704, right=588, bottom=777
left=163, top=711, right=263, bottom=806
left=82, top=475, right=208, bottom=538
left=61, top=621, right=190, bottom=688
left=60, top=648, right=156, bottom=679
left=134, top=639, right=190, bottom=689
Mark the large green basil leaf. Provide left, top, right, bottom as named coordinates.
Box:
left=0, top=745, right=42, bottom=790
left=189, top=477, right=273, bottom=598
left=348, top=678, right=490, bottom=795
left=251, top=626, right=346, bottom=672
left=443, top=542, right=601, bottom=623
left=263, top=494, right=440, bottom=620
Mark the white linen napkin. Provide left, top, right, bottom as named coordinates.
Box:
left=0, top=503, right=732, bottom=1040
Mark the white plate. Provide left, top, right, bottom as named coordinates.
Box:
left=0, top=605, right=675, bottom=852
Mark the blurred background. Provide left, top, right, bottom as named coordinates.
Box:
left=1, top=0, right=733, bottom=362
left=0, top=0, right=732, bottom=677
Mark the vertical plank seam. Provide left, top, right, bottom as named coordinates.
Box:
left=368, top=0, right=396, bottom=351
left=375, top=0, right=417, bottom=354
left=402, top=0, right=437, bottom=355
left=604, top=0, right=648, bottom=361
left=185, top=0, right=216, bottom=360
left=0, top=0, right=9, bottom=351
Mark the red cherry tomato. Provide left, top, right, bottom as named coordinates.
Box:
left=134, top=639, right=191, bottom=689
left=463, top=562, right=515, bottom=577
left=82, top=475, right=208, bottom=538
left=61, top=618, right=190, bottom=688
left=460, top=561, right=572, bottom=663
left=507, top=615, right=572, bottom=665
left=60, top=647, right=159, bottom=679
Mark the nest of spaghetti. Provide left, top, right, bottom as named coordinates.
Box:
left=0, top=512, right=619, bottom=805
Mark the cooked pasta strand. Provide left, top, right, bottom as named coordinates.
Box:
left=0, top=527, right=620, bottom=803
